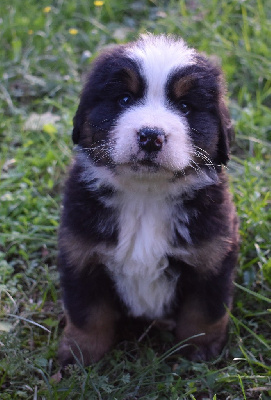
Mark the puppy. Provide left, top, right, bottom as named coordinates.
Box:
left=58, top=34, right=239, bottom=366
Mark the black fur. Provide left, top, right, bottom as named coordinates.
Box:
left=61, top=163, right=118, bottom=244
left=58, top=35, right=239, bottom=366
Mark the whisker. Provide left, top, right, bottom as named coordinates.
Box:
left=76, top=139, right=116, bottom=163
left=188, top=160, right=202, bottom=177
left=192, top=146, right=219, bottom=170
left=190, top=159, right=201, bottom=171
left=191, top=127, right=201, bottom=135
left=193, top=145, right=215, bottom=159
left=88, top=122, right=110, bottom=132
left=193, top=151, right=215, bottom=171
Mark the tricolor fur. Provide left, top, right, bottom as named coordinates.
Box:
left=58, top=34, right=239, bottom=365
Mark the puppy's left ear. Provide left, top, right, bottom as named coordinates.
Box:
left=216, top=97, right=234, bottom=166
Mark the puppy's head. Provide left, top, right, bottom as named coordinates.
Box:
left=73, top=34, right=233, bottom=181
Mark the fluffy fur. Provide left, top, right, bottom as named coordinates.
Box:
left=58, top=34, right=239, bottom=366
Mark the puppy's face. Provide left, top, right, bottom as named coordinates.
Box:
left=73, top=35, right=233, bottom=181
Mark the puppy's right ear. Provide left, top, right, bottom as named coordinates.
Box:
left=72, top=76, right=92, bottom=145
left=72, top=108, right=81, bottom=144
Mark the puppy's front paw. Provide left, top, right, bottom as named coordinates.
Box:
left=58, top=333, right=92, bottom=367
left=58, top=317, right=115, bottom=367
left=176, top=311, right=229, bottom=362
left=184, top=335, right=226, bottom=361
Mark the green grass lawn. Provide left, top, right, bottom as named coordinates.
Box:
left=0, top=0, right=270, bottom=398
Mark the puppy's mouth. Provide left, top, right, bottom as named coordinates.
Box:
left=138, top=159, right=158, bottom=167
left=129, top=155, right=161, bottom=172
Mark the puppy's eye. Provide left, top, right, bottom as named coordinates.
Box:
left=179, top=102, right=191, bottom=115
left=119, top=94, right=133, bottom=107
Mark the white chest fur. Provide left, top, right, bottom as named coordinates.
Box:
left=106, top=191, right=179, bottom=319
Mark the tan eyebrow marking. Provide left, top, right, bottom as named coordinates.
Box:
left=173, top=75, right=196, bottom=98
left=124, top=68, right=141, bottom=94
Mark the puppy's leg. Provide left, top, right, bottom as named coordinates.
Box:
left=58, top=261, right=119, bottom=366
left=59, top=304, right=118, bottom=366
left=176, top=300, right=230, bottom=361
left=175, top=251, right=237, bottom=361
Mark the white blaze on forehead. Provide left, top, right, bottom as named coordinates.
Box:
left=127, top=34, right=196, bottom=101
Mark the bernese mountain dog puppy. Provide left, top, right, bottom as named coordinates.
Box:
left=58, top=34, right=239, bottom=366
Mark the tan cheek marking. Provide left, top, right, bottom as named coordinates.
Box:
left=58, top=304, right=119, bottom=366
left=173, top=75, right=195, bottom=98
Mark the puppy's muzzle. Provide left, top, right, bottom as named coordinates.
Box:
left=137, top=127, right=165, bottom=153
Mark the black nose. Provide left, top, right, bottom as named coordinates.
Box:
left=137, top=127, right=165, bottom=153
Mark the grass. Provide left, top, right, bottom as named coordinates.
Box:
left=0, top=0, right=270, bottom=398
